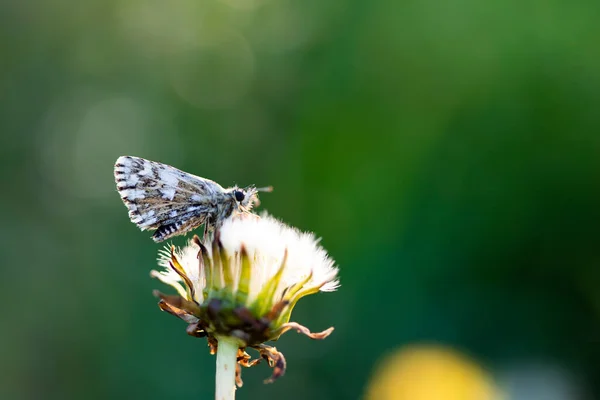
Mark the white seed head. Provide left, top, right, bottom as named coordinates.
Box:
left=150, top=213, right=339, bottom=383
left=219, top=214, right=340, bottom=300
left=153, top=214, right=339, bottom=305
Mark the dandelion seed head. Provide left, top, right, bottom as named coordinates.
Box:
left=218, top=214, right=339, bottom=301
left=150, top=213, right=339, bottom=383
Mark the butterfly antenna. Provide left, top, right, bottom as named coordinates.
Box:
left=256, top=186, right=273, bottom=193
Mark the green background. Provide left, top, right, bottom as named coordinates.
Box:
left=2, top=0, right=600, bottom=398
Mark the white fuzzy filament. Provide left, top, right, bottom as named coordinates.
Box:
left=153, top=213, right=339, bottom=305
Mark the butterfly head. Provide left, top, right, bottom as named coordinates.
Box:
left=232, top=185, right=273, bottom=210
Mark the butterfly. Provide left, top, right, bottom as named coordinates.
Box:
left=114, top=156, right=272, bottom=242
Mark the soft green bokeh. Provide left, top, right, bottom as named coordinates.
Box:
left=2, top=0, right=600, bottom=399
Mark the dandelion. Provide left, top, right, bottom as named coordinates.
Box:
left=150, top=214, right=339, bottom=400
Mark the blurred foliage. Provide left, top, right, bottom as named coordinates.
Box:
left=1, top=0, right=600, bottom=399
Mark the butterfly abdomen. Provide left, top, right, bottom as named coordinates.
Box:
left=153, top=223, right=182, bottom=242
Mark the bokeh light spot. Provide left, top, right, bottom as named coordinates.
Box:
left=38, top=89, right=181, bottom=202
left=365, top=345, right=500, bottom=400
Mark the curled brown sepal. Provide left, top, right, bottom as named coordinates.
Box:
left=235, top=363, right=243, bottom=388
left=235, top=349, right=261, bottom=387
left=186, top=322, right=206, bottom=338
left=154, top=290, right=201, bottom=324
left=207, top=336, right=218, bottom=355
left=253, top=344, right=287, bottom=384
left=276, top=322, right=334, bottom=340
left=237, top=349, right=261, bottom=368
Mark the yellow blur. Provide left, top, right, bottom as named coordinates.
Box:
left=365, top=345, right=501, bottom=400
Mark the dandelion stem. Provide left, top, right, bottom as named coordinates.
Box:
left=215, top=337, right=240, bottom=400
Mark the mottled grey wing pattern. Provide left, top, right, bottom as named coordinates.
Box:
left=114, top=156, right=225, bottom=242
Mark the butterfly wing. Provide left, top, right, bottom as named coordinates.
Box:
left=114, top=156, right=225, bottom=242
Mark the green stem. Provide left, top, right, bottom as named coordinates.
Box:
left=215, top=337, right=240, bottom=400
